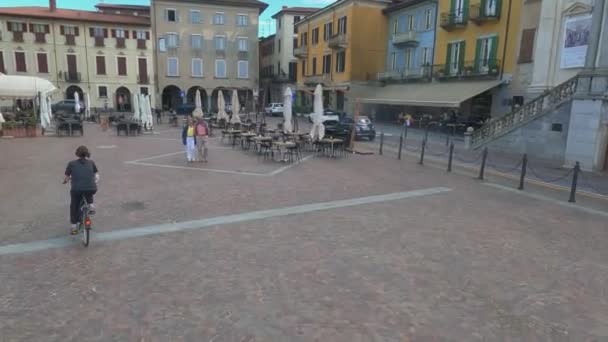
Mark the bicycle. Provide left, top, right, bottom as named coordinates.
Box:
left=77, top=195, right=93, bottom=247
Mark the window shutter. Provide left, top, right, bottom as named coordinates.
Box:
left=6, top=22, right=11, bottom=32
left=29, top=23, right=34, bottom=32
left=60, top=25, right=65, bottom=35
left=103, top=28, right=108, bottom=37
left=450, top=0, right=456, bottom=12
left=132, top=30, right=137, bottom=38
left=75, top=27, right=79, bottom=36
left=111, top=29, right=116, bottom=38
left=458, top=41, right=466, bottom=71
left=495, top=0, right=502, bottom=17
left=125, top=30, right=129, bottom=39
left=463, top=0, right=470, bottom=18
left=474, top=38, right=482, bottom=72
left=489, top=36, right=498, bottom=69
left=175, top=10, right=179, bottom=22
left=518, top=28, right=535, bottom=64
left=164, top=9, right=168, bottom=21
left=445, top=43, right=452, bottom=72
left=89, top=28, right=94, bottom=37
left=145, top=31, right=150, bottom=40
left=45, top=25, right=50, bottom=34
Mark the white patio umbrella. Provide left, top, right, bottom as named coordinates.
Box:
left=283, top=87, right=293, bottom=133
left=310, top=84, right=325, bottom=140
left=146, top=95, right=154, bottom=130
left=132, top=93, right=140, bottom=121
left=74, top=91, right=81, bottom=114
left=193, top=89, right=203, bottom=118
left=39, top=94, right=51, bottom=129
left=85, top=93, right=91, bottom=119
left=0, top=74, right=56, bottom=99
left=217, top=90, right=228, bottom=122
left=230, top=89, right=241, bottom=124
left=47, top=96, right=53, bottom=124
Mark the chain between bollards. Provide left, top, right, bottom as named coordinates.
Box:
left=379, top=132, right=384, bottom=156
left=568, top=161, right=580, bottom=203
left=447, top=142, right=454, bottom=172
left=398, top=134, right=403, bottom=160
left=419, top=139, right=426, bottom=165
left=518, top=154, right=528, bottom=190
left=478, top=147, right=488, bottom=180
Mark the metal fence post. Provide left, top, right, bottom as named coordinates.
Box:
left=478, top=147, right=488, bottom=180
left=379, top=132, right=384, bottom=155
left=419, top=139, right=426, bottom=165
left=447, top=142, right=454, bottom=172
left=518, top=154, right=528, bottom=190
left=568, top=161, right=580, bottom=203
left=403, top=124, right=409, bottom=144
left=398, top=134, right=403, bottom=160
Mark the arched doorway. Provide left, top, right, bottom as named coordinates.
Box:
left=186, top=87, right=208, bottom=112
left=115, top=86, right=131, bottom=112
left=211, top=87, right=230, bottom=113
left=162, top=85, right=181, bottom=111
left=65, top=85, right=84, bottom=101
left=237, top=89, right=253, bottom=113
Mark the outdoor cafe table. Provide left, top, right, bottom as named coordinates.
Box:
left=57, top=118, right=82, bottom=137
left=320, top=138, right=343, bottom=158
left=117, top=120, right=141, bottom=136
left=240, top=132, right=257, bottom=150
left=272, top=141, right=297, bottom=162
left=252, top=136, right=273, bottom=154
left=222, top=129, right=241, bottom=146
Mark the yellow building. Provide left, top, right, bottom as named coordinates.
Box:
left=294, top=0, right=390, bottom=112
left=433, top=0, right=522, bottom=117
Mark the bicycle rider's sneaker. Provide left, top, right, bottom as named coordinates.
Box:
left=70, top=224, right=79, bottom=235
left=88, top=204, right=96, bottom=215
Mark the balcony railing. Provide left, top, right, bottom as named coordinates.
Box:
left=392, top=31, right=418, bottom=46
left=137, top=74, right=150, bottom=84
left=378, top=67, right=431, bottom=82
left=304, top=74, right=331, bottom=85
left=12, top=31, right=24, bottom=43
left=63, top=71, right=81, bottom=83
left=65, top=35, right=76, bottom=45
left=328, top=34, right=348, bottom=49
left=94, top=36, right=105, bottom=47
left=116, top=37, right=126, bottom=48
left=440, top=11, right=468, bottom=31
left=470, top=2, right=500, bottom=23
left=34, top=32, right=46, bottom=43
left=137, top=39, right=146, bottom=49
left=293, top=45, right=308, bottom=57
left=432, top=59, right=501, bottom=80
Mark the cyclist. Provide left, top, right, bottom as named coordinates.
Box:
left=63, top=145, right=99, bottom=235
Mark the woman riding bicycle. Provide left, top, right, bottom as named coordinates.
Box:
left=63, top=145, right=99, bottom=235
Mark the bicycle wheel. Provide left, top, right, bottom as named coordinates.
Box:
left=82, top=226, right=90, bottom=247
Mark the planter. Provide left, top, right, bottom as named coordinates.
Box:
left=26, top=127, right=42, bottom=137
left=2, top=127, right=27, bottom=138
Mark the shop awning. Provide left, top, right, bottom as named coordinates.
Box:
left=358, top=80, right=504, bottom=108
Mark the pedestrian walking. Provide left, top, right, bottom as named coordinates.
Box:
left=195, top=117, right=209, bottom=163
left=182, top=118, right=197, bottom=162
left=156, top=109, right=162, bottom=124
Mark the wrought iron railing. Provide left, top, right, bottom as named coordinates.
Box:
left=34, top=32, right=46, bottom=43
left=392, top=31, right=418, bottom=45
left=328, top=34, right=348, bottom=49
left=137, top=39, right=146, bottom=49
left=433, top=59, right=501, bottom=79
left=137, top=74, right=149, bottom=84
left=471, top=75, right=579, bottom=148
left=469, top=2, right=500, bottom=23
left=293, top=45, right=308, bottom=57
left=115, top=37, right=126, bottom=48
left=378, top=67, right=431, bottom=81
left=64, top=71, right=81, bottom=82
left=440, top=11, right=467, bottom=30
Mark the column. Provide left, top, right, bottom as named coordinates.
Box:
left=528, top=0, right=559, bottom=95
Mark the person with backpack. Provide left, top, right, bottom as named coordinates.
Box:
left=195, top=117, right=209, bottom=163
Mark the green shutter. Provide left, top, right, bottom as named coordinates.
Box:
left=463, top=0, right=470, bottom=19
left=458, top=41, right=465, bottom=73
left=450, top=0, right=456, bottom=12
left=479, top=0, right=486, bottom=16
left=490, top=36, right=498, bottom=69
left=445, top=43, right=452, bottom=73
left=474, top=38, right=482, bottom=72
left=495, top=0, right=502, bottom=17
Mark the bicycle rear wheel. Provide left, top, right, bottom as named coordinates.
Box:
left=82, top=227, right=90, bottom=247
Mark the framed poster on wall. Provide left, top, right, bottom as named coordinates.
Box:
left=560, top=14, right=592, bottom=69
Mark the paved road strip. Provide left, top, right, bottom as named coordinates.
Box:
left=0, top=187, right=451, bottom=256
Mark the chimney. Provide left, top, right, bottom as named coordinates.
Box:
left=49, top=0, right=56, bottom=12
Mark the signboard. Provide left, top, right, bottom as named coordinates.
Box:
left=560, top=14, right=592, bottom=69
left=180, top=91, right=185, bottom=98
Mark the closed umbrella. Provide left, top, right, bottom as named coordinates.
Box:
left=230, top=90, right=241, bottom=124
left=74, top=92, right=81, bottom=114
left=193, top=89, right=203, bottom=118
left=132, top=93, right=140, bottom=121
left=40, top=94, right=51, bottom=129
left=217, top=90, right=228, bottom=122
left=283, top=87, right=293, bottom=133
left=85, top=93, right=91, bottom=119
left=47, top=96, right=53, bottom=124
left=146, top=95, right=154, bottom=130
left=310, top=84, right=325, bottom=140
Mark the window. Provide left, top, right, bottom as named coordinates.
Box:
left=93, top=27, right=105, bottom=37
left=215, top=59, right=226, bottom=78
left=140, top=87, right=149, bottom=95
left=192, top=58, right=203, bottom=77
left=447, top=41, right=465, bottom=75
left=9, top=22, right=25, bottom=32
left=237, top=61, right=248, bottom=78
left=63, top=25, right=77, bottom=36
left=551, top=123, right=563, bottom=132
left=518, top=28, right=535, bottom=64
left=166, top=33, right=179, bottom=48
left=117, top=56, right=127, bottom=76
left=405, top=48, right=413, bottom=68
left=36, top=53, right=48, bottom=73
left=322, top=54, right=331, bottom=74
left=15, top=51, right=26, bottom=72
left=312, top=28, right=319, bottom=44
left=136, top=30, right=147, bottom=40
left=424, top=9, right=433, bottom=30
left=312, top=57, right=317, bottom=74
left=408, top=15, right=415, bottom=31
left=236, top=14, right=248, bottom=26
left=391, top=52, right=397, bottom=70
left=0, top=52, right=5, bottom=74
left=114, top=29, right=126, bottom=38
left=96, top=55, right=106, bottom=75
left=294, top=16, right=301, bottom=33
left=32, top=24, right=47, bottom=33
left=214, top=12, right=225, bottom=25
left=336, top=51, right=345, bottom=72
left=393, top=20, right=398, bottom=34
left=167, top=57, right=178, bottom=76
left=475, top=36, right=498, bottom=73
left=421, top=47, right=431, bottom=65
left=98, top=86, right=108, bottom=98
left=278, top=39, right=281, bottom=52
left=166, top=9, right=177, bottom=22
left=301, top=32, right=308, bottom=46
left=324, top=22, right=333, bottom=41
left=338, top=16, right=347, bottom=35
left=191, top=34, right=202, bottom=49
left=190, top=10, right=202, bottom=24
left=214, top=36, right=226, bottom=50
left=238, top=38, right=248, bottom=51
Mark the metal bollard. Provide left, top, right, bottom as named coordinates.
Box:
left=478, top=147, right=488, bottom=180
left=379, top=132, right=384, bottom=155
left=419, top=139, right=426, bottom=165
left=568, top=161, right=580, bottom=203
left=445, top=133, right=450, bottom=146
left=447, top=142, right=454, bottom=172
left=518, top=154, right=528, bottom=190
left=398, top=135, right=403, bottom=160
left=403, top=124, right=409, bottom=144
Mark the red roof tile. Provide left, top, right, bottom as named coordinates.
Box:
left=0, top=6, right=150, bottom=26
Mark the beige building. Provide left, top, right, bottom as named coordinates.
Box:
left=151, top=0, right=267, bottom=113
left=0, top=1, right=155, bottom=112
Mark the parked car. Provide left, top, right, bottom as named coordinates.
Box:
left=265, top=103, right=284, bottom=116
left=324, top=115, right=376, bottom=141
left=52, top=99, right=85, bottom=114
left=308, top=109, right=343, bottom=123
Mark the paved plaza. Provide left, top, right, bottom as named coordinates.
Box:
left=1, top=122, right=608, bottom=341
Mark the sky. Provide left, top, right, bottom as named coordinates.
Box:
left=1, top=0, right=333, bottom=37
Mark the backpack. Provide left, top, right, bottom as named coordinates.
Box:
left=196, top=122, right=207, bottom=136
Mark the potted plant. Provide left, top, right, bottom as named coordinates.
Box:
left=24, top=114, right=41, bottom=137
left=464, top=66, right=474, bottom=76
left=1, top=120, right=26, bottom=138
left=490, top=66, right=499, bottom=74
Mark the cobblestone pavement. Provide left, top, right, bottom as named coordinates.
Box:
left=1, top=122, right=608, bottom=341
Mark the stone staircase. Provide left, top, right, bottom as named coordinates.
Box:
left=471, top=75, right=579, bottom=148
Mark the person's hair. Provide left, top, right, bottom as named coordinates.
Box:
left=75, top=145, right=90, bottom=159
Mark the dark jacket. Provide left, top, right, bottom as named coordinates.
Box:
left=65, top=159, right=98, bottom=191
left=181, top=125, right=197, bottom=146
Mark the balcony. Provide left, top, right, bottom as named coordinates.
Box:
left=116, top=37, right=126, bottom=49
left=440, top=11, right=467, bottom=31
left=137, top=39, right=147, bottom=49
left=293, top=45, right=308, bottom=58
left=469, top=2, right=500, bottom=24
left=378, top=67, right=431, bottom=82
left=63, top=71, right=81, bottom=83
left=138, top=74, right=150, bottom=84
left=94, top=36, right=105, bottom=47
left=304, top=74, right=331, bottom=85
left=392, top=31, right=418, bottom=46
left=328, top=34, right=348, bottom=49
left=12, top=31, right=24, bottom=43
left=432, top=59, right=501, bottom=80
left=34, top=32, right=46, bottom=43
left=65, top=35, right=76, bottom=45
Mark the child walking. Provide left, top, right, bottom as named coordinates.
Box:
left=182, top=117, right=197, bottom=162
